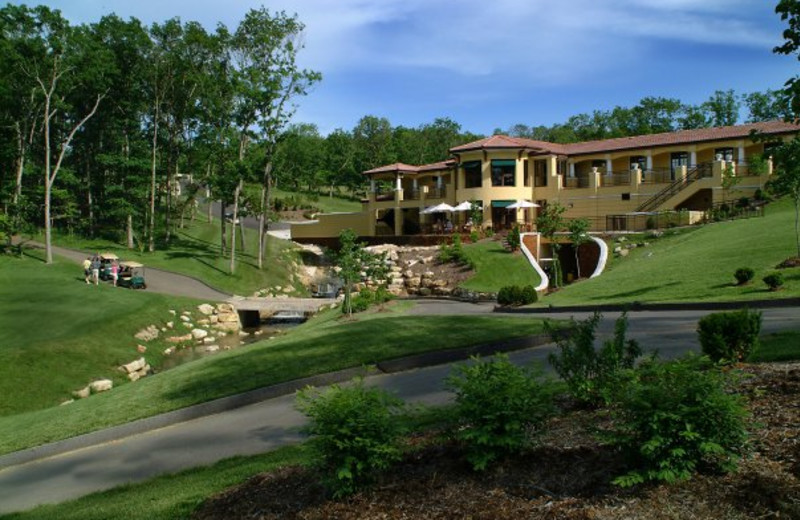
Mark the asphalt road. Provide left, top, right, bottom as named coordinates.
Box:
left=1, top=304, right=798, bottom=514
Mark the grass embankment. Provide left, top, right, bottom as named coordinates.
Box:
left=0, top=286, right=545, bottom=455
left=461, top=240, right=541, bottom=292
left=39, top=217, right=300, bottom=296
left=541, top=197, right=800, bottom=305
left=0, top=252, right=201, bottom=417
left=751, top=330, right=800, bottom=362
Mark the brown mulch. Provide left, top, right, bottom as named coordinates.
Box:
left=777, top=256, right=800, bottom=269
left=192, top=363, right=800, bottom=520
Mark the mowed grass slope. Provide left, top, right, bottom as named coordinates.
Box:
left=0, top=288, right=546, bottom=455
left=461, top=240, right=541, bottom=292
left=43, top=218, right=300, bottom=296
left=0, top=252, right=202, bottom=416
left=271, top=187, right=362, bottom=214
left=542, top=197, right=800, bottom=305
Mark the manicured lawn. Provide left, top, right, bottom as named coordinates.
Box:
left=38, top=217, right=301, bottom=296
left=2, top=446, right=310, bottom=520
left=272, top=187, right=362, bottom=214
left=750, top=330, right=800, bottom=362
left=0, top=296, right=549, bottom=455
left=540, top=198, right=800, bottom=305
left=0, top=252, right=202, bottom=417
left=461, top=240, right=541, bottom=292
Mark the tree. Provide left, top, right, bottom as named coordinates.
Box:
left=335, top=228, right=388, bottom=316
left=702, top=90, right=740, bottom=127
left=775, top=0, right=800, bottom=114
left=744, top=89, right=790, bottom=122
left=768, top=136, right=800, bottom=258
left=536, top=202, right=567, bottom=288
left=567, top=218, right=590, bottom=279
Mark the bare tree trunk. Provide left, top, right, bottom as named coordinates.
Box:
left=229, top=179, right=243, bottom=274
left=127, top=214, right=134, bottom=249
left=13, top=122, right=25, bottom=206
left=149, top=102, right=159, bottom=253
left=258, top=160, right=273, bottom=270
left=220, top=200, right=227, bottom=256
left=239, top=219, right=246, bottom=250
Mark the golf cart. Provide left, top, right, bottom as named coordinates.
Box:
left=118, top=261, right=146, bottom=289
left=99, top=253, right=119, bottom=281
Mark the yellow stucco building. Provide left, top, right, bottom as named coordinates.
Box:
left=291, top=121, right=800, bottom=242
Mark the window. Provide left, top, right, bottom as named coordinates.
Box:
left=523, top=160, right=530, bottom=187
left=621, top=193, right=631, bottom=201
left=714, top=147, right=734, bottom=162
left=630, top=156, right=647, bottom=170
left=592, top=159, right=607, bottom=172
left=534, top=160, right=547, bottom=187
left=491, top=159, right=516, bottom=187
left=463, top=161, right=482, bottom=188
left=670, top=152, right=688, bottom=179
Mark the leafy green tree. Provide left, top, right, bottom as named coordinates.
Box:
left=775, top=0, right=800, bottom=114
left=336, top=228, right=388, bottom=316
left=353, top=115, right=395, bottom=174
left=536, top=202, right=567, bottom=288
left=744, top=89, right=790, bottom=122
left=768, top=136, right=800, bottom=257
left=702, top=89, right=740, bottom=127
left=567, top=217, right=590, bottom=279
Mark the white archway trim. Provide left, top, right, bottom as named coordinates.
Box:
left=588, top=235, right=608, bottom=278
left=519, top=232, right=549, bottom=292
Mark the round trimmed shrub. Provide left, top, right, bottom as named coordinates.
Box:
left=763, top=272, right=784, bottom=291
left=734, top=267, right=755, bottom=285
left=697, top=309, right=762, bottom=362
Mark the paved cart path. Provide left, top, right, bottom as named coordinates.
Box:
left=1, top=305, right=798, bottom=514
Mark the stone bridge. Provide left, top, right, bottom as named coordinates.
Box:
left=228, top=296, right=338, bottom=327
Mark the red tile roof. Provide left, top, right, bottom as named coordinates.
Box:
left=363, top=162, right=420, bottom=175
left=560, top=120, right=800, bottom=156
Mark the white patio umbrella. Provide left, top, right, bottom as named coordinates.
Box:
left=421, top=202, right=455, bottom=214
left=452, top=201, right=476, bottom=212
left=506, top=199, right=540, bottom=209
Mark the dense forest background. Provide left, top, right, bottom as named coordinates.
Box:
left=0, top=3, right=790, bottom=260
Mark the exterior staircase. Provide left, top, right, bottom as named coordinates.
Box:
left=636, top=163, right=712, bottom=212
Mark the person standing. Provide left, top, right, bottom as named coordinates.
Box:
left=111, top=261, right=119, bottom=287
left=90, top=255, right=101, bottom=286
left=82, top=257, right=92, bottom=284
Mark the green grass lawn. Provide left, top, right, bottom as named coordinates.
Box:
left=750, top=330, right=800, bottom=362
left=0, top=252, right=202, bottom=417
left=38, top=217, right=301, bottom=296
left=0, top=283, right=548, bottom=454
left=272, top=187, right=362, bottom=213
left=461, top=240, right=541, bottom=292
left=540, top=197, right=800, bottom=305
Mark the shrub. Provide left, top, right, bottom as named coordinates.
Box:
left=349, top=286, right=394, bottom=313
left=763, top=272, right=785, bottom=291
left=497, top=284, right=537, bottom=306
left=469, top=229, right=480, bottom=243
left=446, top=354, right=553, bottom=471
left=697, top=309, right=762, bottom=363
left=611, top=356, right=749, bottom=487
left=507, top=225, right=521, bottom=251
left=547, top=312, right=642, bottom=406
left=439, top=234, right=470, bottom=266
left=734, top=267, right=755, bottom=285
left=296, top=379, right=404, bottom=498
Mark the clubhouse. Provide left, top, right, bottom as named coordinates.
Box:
left=291, top=120, right=800, bottom=242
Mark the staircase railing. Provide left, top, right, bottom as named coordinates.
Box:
left=636, top=163, right=711, bottom=212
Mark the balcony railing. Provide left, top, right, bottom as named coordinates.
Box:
left=641, top=168, right=673, bottom=184
left=406, top=188, right=421, bottom=200
left=563, top=176, right=590, bottom=189
left=599, top=171, right=631, bottom=187
left=428, top=186, right=446, bottom=199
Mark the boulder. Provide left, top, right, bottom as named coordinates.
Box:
left=166, top=321, right=174, bottom=329
left=128, top=371, right=141, bottom=382
left=60, top=399, right=74, bottom=406
left=209, top=315, right=219, bottom=324
left=191, top=328, right=209, bottom=340
left=137, top=344, right=147, bottom=353
left=205, top=345, right=220, bottom=353
left=134, top=325, right=159, bottom=342
left=89, top=379, right=113, bottom=393
left=166, top=333, right=193, bottom=343
left=182, top=322, right=193, bottom=328
left=619, top=249, right=630, bottom=257
left=180, top=315, right=191, bottom=323
left=164, top=347, right=176, bottom=356
left=73, top=386, right=90, bottom=399
left=168, top=309, right=177, bottom=315
left=197, top=303, right=215, bottom=316
left=203, top=337, right=215, bottom=344
left=121, top=357, right=147, bottom=374
left=197, top=318, right=210, bottom=326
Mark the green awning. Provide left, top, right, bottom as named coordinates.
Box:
left=491, top=159, right=516, bottom=166
left=491, top=200, right=516, bottom=208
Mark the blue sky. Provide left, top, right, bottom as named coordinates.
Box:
left=14, top=0, right=797, bottom=136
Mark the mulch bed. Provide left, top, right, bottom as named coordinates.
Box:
left=192, top=363, right=800, bottom=520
